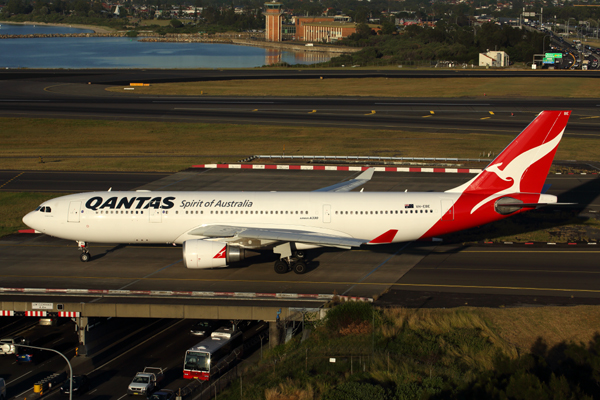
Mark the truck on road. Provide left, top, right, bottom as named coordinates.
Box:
left=127, top=367, right=164, bottom=396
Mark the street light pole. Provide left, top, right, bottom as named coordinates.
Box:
left=14, top=344, right=73, bottom=400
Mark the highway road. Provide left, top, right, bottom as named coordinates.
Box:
left=0, top=316, right=228, bottom=399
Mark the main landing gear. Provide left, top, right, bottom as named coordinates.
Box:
left=78, top=241, right=90, bottom=262
left=274, top=251, right=309, bottom=275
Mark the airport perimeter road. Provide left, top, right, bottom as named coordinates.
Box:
left=1, top=169, right=599, bottom=306
left=1, top=70, right=600, bottom=135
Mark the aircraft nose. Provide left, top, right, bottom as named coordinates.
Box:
left=22, top=211, right=36, bottom=229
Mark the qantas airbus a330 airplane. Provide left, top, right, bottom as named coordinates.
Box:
left=23, top=111, right=572, bottom=274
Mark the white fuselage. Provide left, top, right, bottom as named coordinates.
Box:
left=23, top=191, right=460, bottom=246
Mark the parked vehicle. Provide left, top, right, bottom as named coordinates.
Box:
left=127, top=367, right=164, bottom=396
left=60, top=375, right=90, bottom=395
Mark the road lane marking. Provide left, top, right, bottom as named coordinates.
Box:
left=7, top=370, right=32, bottom=386
left=444, top=250, right=600, bottom=253
left=90, top=319, right=182, bottom=374
left=342, top=242, right=410, bottom=296
left=117, top=259, right=183, bottom=290
left=389, top=282, right=600, bottom=294
left=416, top=267, right=600, bottom=274
left=0, top=171, right=24, bottom=189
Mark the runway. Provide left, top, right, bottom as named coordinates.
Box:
left=2, top=69, right=600, bottom=307
left=1, top=168, right=600, bottom=307
left=1, top=69, right=600, bottom=135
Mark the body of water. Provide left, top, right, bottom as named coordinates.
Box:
left=0, top=23, right=331, bottom=68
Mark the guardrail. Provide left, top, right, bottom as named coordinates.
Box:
left=251, top=155, right=493, bottom=162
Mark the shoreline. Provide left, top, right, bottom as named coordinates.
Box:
left=0, top=20, right=114, bottom=33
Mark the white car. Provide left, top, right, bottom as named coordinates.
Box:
left=0, top=336, right=28, bottom=355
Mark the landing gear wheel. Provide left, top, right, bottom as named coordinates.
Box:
left=80, top=251, right=90, bottom=262
left=274, top=260, right=288, bottom=274
left=293, top=260, right=308, bottom=275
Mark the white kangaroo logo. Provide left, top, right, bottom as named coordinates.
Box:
left=470, top=128, right=564, bottom=214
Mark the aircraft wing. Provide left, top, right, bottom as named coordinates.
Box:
left=313, top=168, right=374, bottom=192
left=188, top=225, right=367, bottom=248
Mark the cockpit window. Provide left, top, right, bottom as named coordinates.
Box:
left=38, top=206, right=51, bottom=213
left=35, top=206, right=41, bottom=211
left=45, top=207, right=51, bottom=213
left=40, top=207, right=46, bottom=212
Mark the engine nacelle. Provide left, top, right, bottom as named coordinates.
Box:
left=183, top=240, right=246, bottom=269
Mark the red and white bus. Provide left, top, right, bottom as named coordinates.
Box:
left=183, top=326, right=243, bottom=380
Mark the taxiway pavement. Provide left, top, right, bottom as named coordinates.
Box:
left=1, top=169, right=600, bottom=307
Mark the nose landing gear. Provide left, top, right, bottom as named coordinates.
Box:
left=78, top=241, right=90, bottom=262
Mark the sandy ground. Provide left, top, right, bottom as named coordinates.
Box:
left=0, top=21, right=115, bottom=33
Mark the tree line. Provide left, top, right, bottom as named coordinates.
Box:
left=320, top=22, right=545, bottom=67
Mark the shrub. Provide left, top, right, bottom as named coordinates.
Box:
left=323, top=382, right=391, bottom=400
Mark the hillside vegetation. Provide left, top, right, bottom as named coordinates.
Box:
left=325, top=23, right=544, bottom=67
left=220, top=302, right=600, bottom=400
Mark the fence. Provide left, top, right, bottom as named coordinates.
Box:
left=253, top=155, right=492, bottom=163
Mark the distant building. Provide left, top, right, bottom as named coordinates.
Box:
left=265, top=6, right=361, bottom=42
left=263, top=1, right=283, bottom=42
left=479, top=50, right=509, bottom=67
left=301, top=21, right=360, bottom=43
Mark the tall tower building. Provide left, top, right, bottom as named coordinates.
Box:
left=263, top=1, right=283, bottom=42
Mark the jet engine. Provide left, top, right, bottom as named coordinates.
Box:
left=183, top=240, right=247, bottom=269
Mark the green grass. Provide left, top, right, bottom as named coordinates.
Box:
left=0, top=192, right=64, bottom=237
left=1, top=117, right=600, bottom=172
left=107, top=77, right=600, bottom=98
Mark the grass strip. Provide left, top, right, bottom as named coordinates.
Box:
left=1, top=117, right=599, bottom=172
left=107, top=77, right=600, bottom=98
